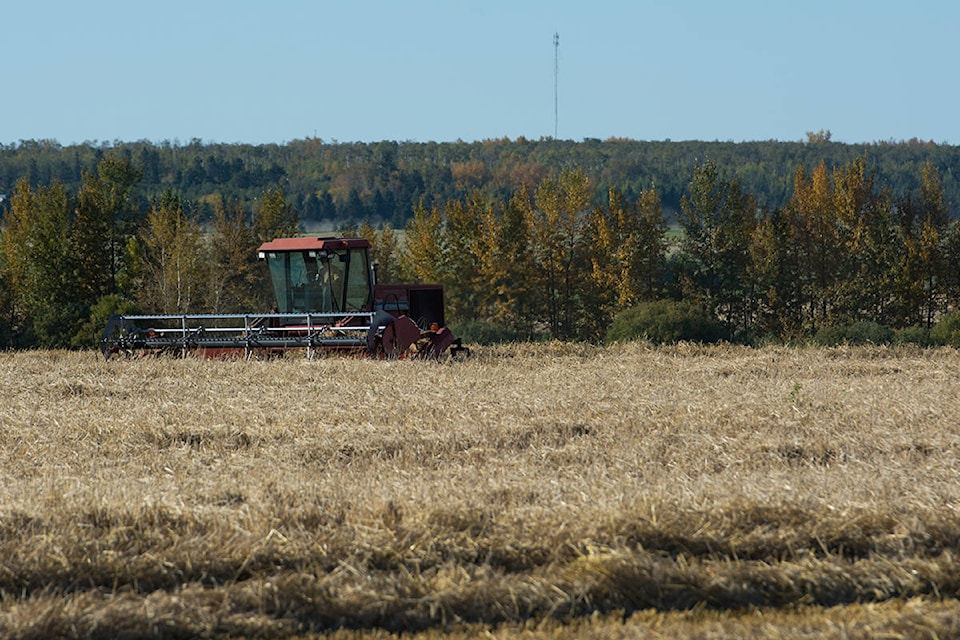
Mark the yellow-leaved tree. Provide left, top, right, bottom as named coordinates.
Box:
left=253, top=186, right=299, bottom=244
left=207, top=196, right=261, bottom=313
left=134, top=191, right=205, bottom=314
left=526, top=168, right=592, bottom=339
left=401, top=199, right=446, bottom=286
left=589, top=187, right=667, bottom=319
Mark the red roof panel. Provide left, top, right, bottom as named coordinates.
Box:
left=257, top=237, right=370, bottom=253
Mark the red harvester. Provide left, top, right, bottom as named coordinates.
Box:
left=100, top=236, right=468, bottom=360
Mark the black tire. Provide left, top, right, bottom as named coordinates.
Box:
left=366, top=311, right=396, bottom=356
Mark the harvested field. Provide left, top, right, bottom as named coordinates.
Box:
left=1, top=343, right=960, bottom=638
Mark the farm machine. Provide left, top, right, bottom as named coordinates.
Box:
left=99, top=236, right=468, bottom=360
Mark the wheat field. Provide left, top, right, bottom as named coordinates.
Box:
left=1, top=343, right=960, bottom=638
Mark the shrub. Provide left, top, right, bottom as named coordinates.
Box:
left=812, top=321, right=893, bottom=347
left=894, top=325, right=935, bottom=347
left=72, top=294, right=140, bottom=350
left=453, top=320, right=543, bottom=345
left=606, top=300, right=726, bottom=344
left=32, top=302, right=87, bottom=349
left=931, top=311, right=960, bottom=347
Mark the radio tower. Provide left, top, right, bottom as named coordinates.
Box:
left=553, top=32, right=559, bottom=139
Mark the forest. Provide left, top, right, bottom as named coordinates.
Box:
left=4, top=133, right=960, bottom=225
left=1, top=135, right=959, bottom=349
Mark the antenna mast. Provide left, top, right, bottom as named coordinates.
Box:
left=553, top=32, right=559, bottom=139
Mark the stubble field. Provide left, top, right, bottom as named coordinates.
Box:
left=1, top=342, right=960, bottom=638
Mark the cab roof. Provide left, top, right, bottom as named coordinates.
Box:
left=257, top=237, right=371, bottom=253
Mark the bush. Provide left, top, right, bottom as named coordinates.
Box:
left=931, top=311, right=960, bottom=347
left=606, top=300, right=727, bottom=344
left=72, top=294, right=140, bottom=350
left=812, top=321, right=893, bottom=346
left=452, top=320, right=543, bottom=345
left=26, top=301, right=87, bottom=349
left=894, top=325, right=935, bottom=347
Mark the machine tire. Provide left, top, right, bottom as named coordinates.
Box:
left=366, top=311, right=396, bottom=356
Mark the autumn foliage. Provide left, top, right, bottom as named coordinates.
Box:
left=1, top=154, right=959, bottom=347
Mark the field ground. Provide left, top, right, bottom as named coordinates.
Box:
left=1, top=343, right=960, bottom=638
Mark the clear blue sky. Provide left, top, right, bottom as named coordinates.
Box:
left=4, top=1, right=958, bottom=146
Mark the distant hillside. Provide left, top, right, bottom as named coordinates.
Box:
left=2, top=136, right=958, bottom=223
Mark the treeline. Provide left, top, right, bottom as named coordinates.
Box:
left=387, top=158, right=960, bottom=344
left=0, top=157, right=299, bottom=348
left=1, top=150, right=959, bottom=349
left=3, top=135, right=960, bottom=228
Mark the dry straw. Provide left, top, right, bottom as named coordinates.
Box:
left=1, top=343, right=959, bottom=637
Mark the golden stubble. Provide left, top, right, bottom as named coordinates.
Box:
left=1, top=343, right=959, bottom=636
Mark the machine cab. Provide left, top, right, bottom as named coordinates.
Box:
left=257, top=237, right=373, bottom=313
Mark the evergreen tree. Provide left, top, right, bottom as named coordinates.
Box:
left=318, top=191, right=336, bottom=222
left=74, top=171, right=115, bottom=303
left=679, top=162, right=758, bottom=336
left=893, top=161, right=949, bottom=326
left=0, top=179, right=83, bottom=346
left=81, top=155, right=143, bottom=297
left=942, top=221, right=960, bottom=310
left=749, top=207, right=805, bottom=340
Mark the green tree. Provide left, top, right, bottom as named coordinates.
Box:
left=943, top=221, right=960, bottom=310
left=893, top=161, right=949, bottom=327
left=679, top=162, right=758, bottom=336
left=749, top=207, right=805, bottom=340
left=74, top=155, right=143, bottom=298
left=0, top=178, right=83, bottom=346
